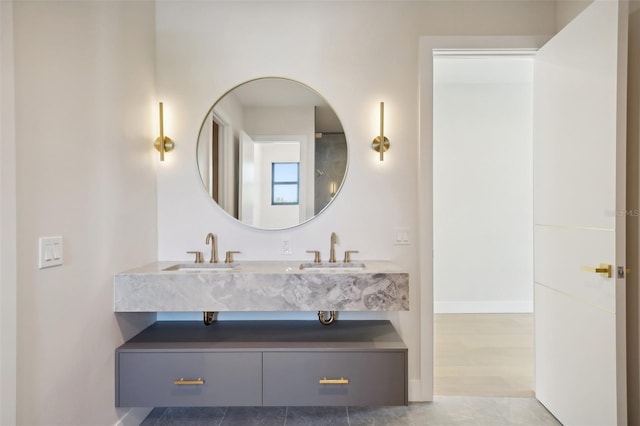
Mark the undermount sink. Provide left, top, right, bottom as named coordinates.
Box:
left=163, top=263, right=236, bottom=272
left=299, top=262, right=366, bottom=271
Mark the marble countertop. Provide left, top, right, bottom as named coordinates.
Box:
left=118, top=260, right=406, bottom=275
left=114, top=260, right=409, bottom=313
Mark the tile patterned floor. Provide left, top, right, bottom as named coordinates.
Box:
left=140, top=397, right=561, bottom=425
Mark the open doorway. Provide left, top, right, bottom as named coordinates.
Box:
left=432, top=51, right=535, bottom=397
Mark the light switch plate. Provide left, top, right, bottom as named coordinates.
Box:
left=39, top=236, right=63, bottom=269
left=394, top=229, right=410, bottom=245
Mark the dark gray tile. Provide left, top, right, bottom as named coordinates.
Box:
left=407, top=401, right=458, bottom=425
left=506, top=398, right=562, bottom=425
left=348, top=406, right=414, bottom=425
left=140, top=407, right=167, bottom=426
left=409, top=398, right=560, bottom=426
left=221, top=406, right=286, bottom=425
left=451, top=397, right=511, bottom=425
left=409, top=398, right=512, bottom=426
left=139, top=398, right=561, bottom=426
left=154, top=407, right=227, bottom=425
left=284, top=406, right=348, bottom=426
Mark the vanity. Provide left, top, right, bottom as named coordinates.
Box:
left=115, top=77, right=409, bottom=408
left=114, top=260, right=409, bottom=407
left=116, top=320, right=407, bottom=407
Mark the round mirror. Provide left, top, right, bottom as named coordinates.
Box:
left=196, top=78, right=348, bottom=230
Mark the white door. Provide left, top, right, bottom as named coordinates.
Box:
left=239, top=131, right=256, bottom=224
left=534, top=1, right=628, bottom=425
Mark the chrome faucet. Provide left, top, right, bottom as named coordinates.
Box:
left=329, top=232, right=338, bottom=263
left=205, top=233, right=218, bottom=263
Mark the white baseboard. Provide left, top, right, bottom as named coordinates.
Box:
left=115, top=407, right=153, bottom=426
left=434, top=300, right=533, bottom=314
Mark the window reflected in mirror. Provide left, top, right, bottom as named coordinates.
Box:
left=272, top=162, right=300, bottom=206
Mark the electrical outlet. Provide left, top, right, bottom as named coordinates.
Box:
left=281, top=237, right=292, bottom=255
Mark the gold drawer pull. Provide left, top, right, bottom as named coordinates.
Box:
left=174, top=377, right=205, bottom=385
left=319, top=377, right=349, bottom=385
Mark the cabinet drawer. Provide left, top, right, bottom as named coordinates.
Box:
left=263, top=351, right=407, bottom=406
left=116, top=351, right=262, bottom=407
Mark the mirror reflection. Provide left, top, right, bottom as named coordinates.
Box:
left=196, top=78, right=348, bottom=230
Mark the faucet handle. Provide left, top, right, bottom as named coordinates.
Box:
left=225, top=251, right=240, bottom=263
left=187, top=251, right=204, bottom=263
left=306, top=250, right=321, bottom=263
left=343, top=250, right=359, bottom=263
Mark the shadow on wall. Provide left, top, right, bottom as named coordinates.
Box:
left=115, top=312, right=156, bottom=342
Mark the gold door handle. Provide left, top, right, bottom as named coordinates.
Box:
left=581, top=263, right=612, bottom=278
left=319, top=377, right=349, bottom=385
left=173, top=377, right=205, bottom=385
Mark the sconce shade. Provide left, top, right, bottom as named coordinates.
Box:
left=372, top=101, right=389, bottom=161
left=155, top=102, right=174, bottom=161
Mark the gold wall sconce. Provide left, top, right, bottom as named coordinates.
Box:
left=154, top=102, right=174, bottom=161
left=371, top=101, right=390, bottom=161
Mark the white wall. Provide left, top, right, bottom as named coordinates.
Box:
left=433, top=55, right=534, bottom=313
left=11, top=1, right=158, bottom=424
left=156, top=1, right=556, bottom=400
left=0, top=1, right=17, bottom=423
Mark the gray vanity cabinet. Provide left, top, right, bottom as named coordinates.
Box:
left=117, top=352, right=262, bottom=407
left=115, top=320, right=407, bottom=408
left=263, top=351, right=406, bottom=406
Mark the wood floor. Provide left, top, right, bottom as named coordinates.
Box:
left=434, top=313, right=534, bottom=397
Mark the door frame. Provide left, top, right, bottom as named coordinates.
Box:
left=417, top=35, right=549, bottom=401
